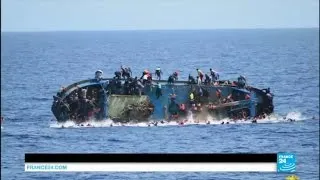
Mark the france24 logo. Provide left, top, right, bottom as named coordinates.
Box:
left=277, top=153, right=296, bottom=173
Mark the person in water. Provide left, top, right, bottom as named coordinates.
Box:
left=155, top=67, right=163, bottom=80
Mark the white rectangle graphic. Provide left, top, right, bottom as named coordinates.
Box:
left=25, top=163, right=277, bottom=172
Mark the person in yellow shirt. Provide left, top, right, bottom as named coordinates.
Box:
left=189, top=92, right=195, bottom=105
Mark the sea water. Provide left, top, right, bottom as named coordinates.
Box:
left=1, top=29, right=319, bottom=179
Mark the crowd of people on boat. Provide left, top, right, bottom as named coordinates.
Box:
left=52, top=86, right=105, bottom=123
left=93, top=66, right=248, bottom=94
left=51, top=66, right=268, bottom=123
left=166, top=90, right=251, bottom=122
left=95, top=66, right=223, bottom=83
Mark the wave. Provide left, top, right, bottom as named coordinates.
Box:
left=49, top=111, right=315, bottom=129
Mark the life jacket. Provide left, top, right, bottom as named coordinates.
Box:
left=189, top=93, right=194, bottom=100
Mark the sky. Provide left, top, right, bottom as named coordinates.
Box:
left=1, top=0, right=319, bottom=32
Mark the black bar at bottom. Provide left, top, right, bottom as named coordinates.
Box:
left=25, top=153, right=277, bottom=163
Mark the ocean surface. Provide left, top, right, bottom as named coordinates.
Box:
left=1, top=29, right=319, bottom=179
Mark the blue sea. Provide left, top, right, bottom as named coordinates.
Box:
left=1, top=29, right=319, bottom=179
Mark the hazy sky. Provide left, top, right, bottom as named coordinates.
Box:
left=2, top=0, right=319, bottom=32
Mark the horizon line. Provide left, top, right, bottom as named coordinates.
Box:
left=1, top=27, right=319, bottom=33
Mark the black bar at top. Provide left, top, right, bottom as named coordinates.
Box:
left=25, top=153, right=277, bottom=163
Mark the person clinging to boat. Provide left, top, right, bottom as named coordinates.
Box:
left=168, top=71, right=179, bottom=84
left=210, top=68, right=219, bottom=82
left=189, top=91, right=195, bottom=105
left=155, top=82, right=162, bottom=99
left=172, top=71, right=178, bottom=81
left=216, top=89, right=222, bottom=104
left=141, top=69, right=152, bottom=85
left=155, top=67, right=163, bottom=80
left=188, top=74, right=196, bottom=84
left=114, top=71, right=121, bottom=79
left=120, top=65, right=132, bottom=79
left=168, top=94, right=179, bottom=119
left=237, top=75, right=247, bottom=88
left=94, top=70, right=103, bottom=81
left=196, top=69, right=204, bottom=84
left=204, top=74, right=211, bottom=85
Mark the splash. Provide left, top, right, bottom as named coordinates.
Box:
left=49, top=111, right=312, bottom=129
left=285, top=111, right=305, bottom=121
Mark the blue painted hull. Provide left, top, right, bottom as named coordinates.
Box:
left=51, top=78, right=274, bottom=123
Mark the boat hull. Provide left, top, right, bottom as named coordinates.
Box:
left=51, top=78, right=274, bottom=123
